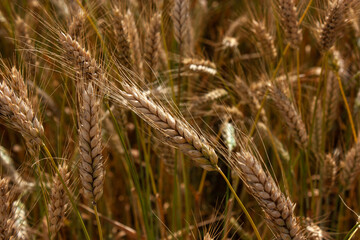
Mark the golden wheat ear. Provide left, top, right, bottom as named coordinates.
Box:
left=144, top=12, right=161, bottom=83
left=0, top=177, right=17, bottom=239
left=276, top=0, right=302, bottom=48
left=232, top=151, right=305, bottom=240
left=319, top=0, right=353, bottom=52
left=48, top=162, right=71, bottom=235
left=78, top=83, right=104, bottom=203
left=0, top=77, right=43, bottom=157
left=270, top=86, right=308, bottom=148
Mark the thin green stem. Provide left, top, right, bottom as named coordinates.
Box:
left=216, top=166, right=262, bottom=240
left=93, top=203, right=104, bottom=240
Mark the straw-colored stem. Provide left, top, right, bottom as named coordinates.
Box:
left=93, top=204, right=103, bottom=240
left=216, top=166, right=262, bottom=240
left=335, top=71, right=357, bottom=142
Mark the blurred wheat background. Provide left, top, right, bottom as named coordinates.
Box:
left=0, top=0, right=359, bottom=239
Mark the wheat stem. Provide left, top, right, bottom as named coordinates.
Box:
left=335, top=71, right=357, bottom=142
left=216, top=166, right=262, bottom=240
left=93, top=204, right=103, bottom=240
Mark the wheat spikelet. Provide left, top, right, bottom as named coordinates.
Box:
left=113, top=8, right=133, bottom=70
left=123, top=10, right=144, bottom=78
left=277, top=0, right=302, bottom=48
left=235, top=77, right=268, bottom=125
left=59, top=33, right=105, bottom=85
left=48, top=162, right=70, bottom=235
left=0, top=80, right=43, bottom=157
left=270, top=87, right=308, bottom=148
left=79, top=83, right=104, bottom=202
left=9, top=67, right=28, bottom=102
left=319, top=0, right=352, bottom=52
left=0, top=177, right=16, bottom=239
left=231, top=151, right=304, bottom=240
left=251, top=20, right=277, bottom=60
left=172, top=0, right=190, bottom=51
left=110, top=82, right=218, bottom=171
left=68, top=9, right=86, bottom=40
left=144, top=13, right=161, bottom=82
left=182, top=58, right=217, bottom=75
left=340, top=140, right=360, bottom=189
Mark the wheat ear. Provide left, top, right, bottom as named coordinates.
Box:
left=68, top=9, right=86, bottom=40
left=144, top=13, right=161, bottom=82
left=60, top=33, right=105, bottom=85
left=110, top=82, right=218, bottom=171
left=232, top=151, right=304, bottom=240
left=251, top=20, right=277, bottom=60
left=113, top=8, right=133, bottom=70
left=340, top=140, right=360, bottom=189
left=235, top=77, right=268, bottom=125
left=0, top=80, right=43, bottom=157
left=123, top=10, right=144, bottom=78
left=79, top=83, right=104, bottom=202
left=322, top=154, right=337, bottom=195
left=0, top=177, right=16, bottom=239
left=172, top=0, right=190, bottom=51
left=48, top=162, right=70, bottom=235
left=277, top=0, right=302, bottom=48
left=319, top=0, right=352, bottom=52
left=270, top=87, right=308, bottom=148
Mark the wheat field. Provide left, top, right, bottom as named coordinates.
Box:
left=0, top=0, right=359, bottom=239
